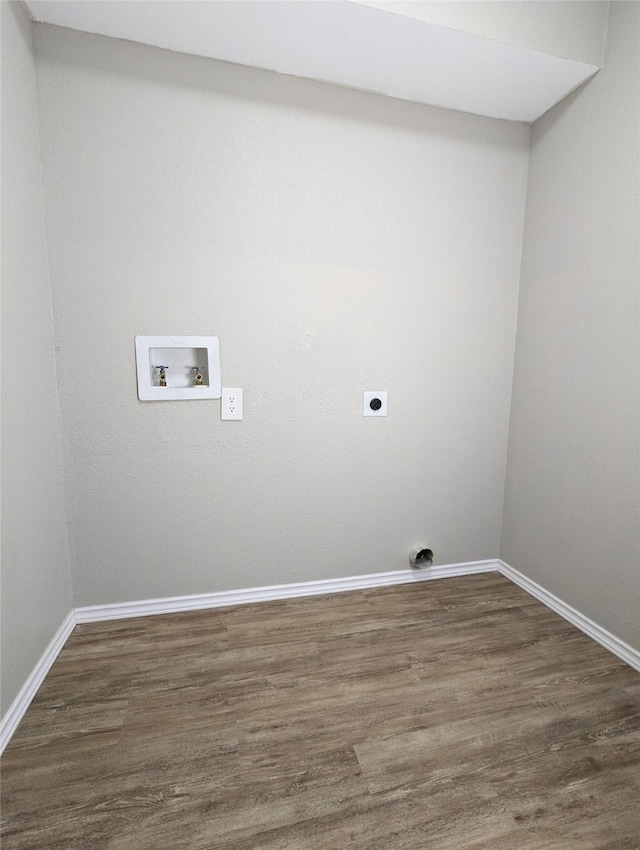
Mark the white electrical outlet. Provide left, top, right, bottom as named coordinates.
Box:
left=221, top=387, right=243, bottom=420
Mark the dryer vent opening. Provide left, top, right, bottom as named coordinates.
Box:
left=409, top=547, right=433, bottom=569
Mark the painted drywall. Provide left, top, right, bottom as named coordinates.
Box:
left=502, top=1, right=639, bottom=650
left=33, top=24, right=529, bottom=607
left=356, top=1, right=609, bottom=66
left=0, top=2, right=73, bottom=718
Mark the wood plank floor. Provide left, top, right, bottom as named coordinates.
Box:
left=1, top=573, right=639, bottom=849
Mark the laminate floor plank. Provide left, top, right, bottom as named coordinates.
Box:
left=2, top=574, right=639, bottom=849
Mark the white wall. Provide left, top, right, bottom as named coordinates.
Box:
left=502, top=1, right=639, bottom=650
left=356, top=1, right=609, bottom=65
left=0, top=2, right=73, bottom=718
left=33, top=24, right=529, bottom=607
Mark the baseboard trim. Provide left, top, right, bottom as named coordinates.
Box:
left=74, top=560, right=499, bottom=623
left=498, top=560, right=640, bottom=673
left=0, top=610, right=76, bottom=756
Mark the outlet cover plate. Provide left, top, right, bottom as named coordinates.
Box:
left=221, top=387, right=243, bottom=420
left=363, top=390, right=388, bottom=416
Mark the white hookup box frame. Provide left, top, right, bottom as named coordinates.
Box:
left=135, top=336, right=221, bottom=401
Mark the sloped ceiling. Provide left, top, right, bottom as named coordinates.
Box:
left=24, top=0, right=600, bottom=123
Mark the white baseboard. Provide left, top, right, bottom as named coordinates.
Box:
left=74, top=559, right=499, bottom=623
left=498, top=560, right=640, bottom=673
left=0, top=610, right=76, bottom=756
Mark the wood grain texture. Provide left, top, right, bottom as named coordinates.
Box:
left=1, top=574, right=639, bottom=849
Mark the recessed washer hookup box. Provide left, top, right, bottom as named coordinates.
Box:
left=135, top=336, right=221, bottom=401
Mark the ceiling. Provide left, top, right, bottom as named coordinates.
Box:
left=24, top=0, right=600, bottom=123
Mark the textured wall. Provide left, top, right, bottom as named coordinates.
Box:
left=34, top=24, right=529, bottom=607
left=502, top=1, right=639, bottom=649
left=0, top=3, right=73, bottom=718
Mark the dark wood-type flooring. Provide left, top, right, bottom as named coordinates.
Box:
left=2, top=573, right=639, bottom=849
